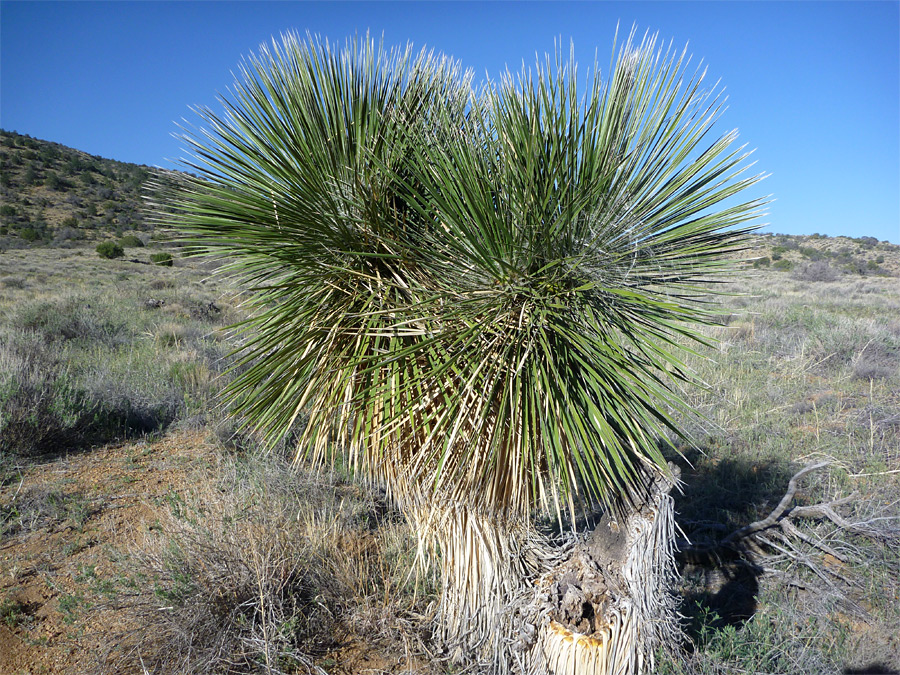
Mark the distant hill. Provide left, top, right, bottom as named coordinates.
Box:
left=0, top=129, right=155, bottom=249
left=752, top=232, right=899, bottom=278
left=1, top=130, right=897, bottom=277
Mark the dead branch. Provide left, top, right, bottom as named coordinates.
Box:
left=679, top=459, right=899, bottom=574
left=721, top=460, right=832, bottom=546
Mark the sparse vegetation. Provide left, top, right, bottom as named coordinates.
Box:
left=112, top=449, right=433, bottom=674
left=1, top=110, right=898, bottom=675
left=0, top=239, right=898, bottom=673
left=0, top=129, right=154, bottom=249
left=0, top=248, right=236, bottom=459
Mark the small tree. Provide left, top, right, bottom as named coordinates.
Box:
left=96, top=241, right=124, bottom=259
left=164, top=31, right=764, bottom=673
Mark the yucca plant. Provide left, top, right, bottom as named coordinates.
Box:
left=160, top=30, right=765, bottom=674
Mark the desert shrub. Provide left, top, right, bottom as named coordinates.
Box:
left=843, top=259, right=870, bottom=276
left=14, top=296, right=128, bottom=346
left=118, top=234, right=144, bottom=248
left=795, top=261, right=839, bottom=282
left=19, top=227, right=41, bottom=242
left=44, top=171, right=65, bottom=191
left=752, top=257, right=770, bottom=268
left=116, top=451, right=432, bottom=674
left=96, top=241, right=124, bottom=259
left=0, top=335, right=174, bottom=457
left=53, top=227, right=82, bottom=245
left=148, top=278, right=176, bottom=290
left=772, top=258, right=793, bottom=271
left=150, top=252, right=173, bottom=266
left=853, top=359, right=896, bottom=381
left=0, top=276, right=25, bottom=289
left=852, top=341, right=899, bottom=381
left=0, top=291, right=233, bottom=456
left=798, top=246, right=823, bottom=260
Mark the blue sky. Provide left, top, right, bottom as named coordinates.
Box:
left=1, top=1, right=898, bottom=243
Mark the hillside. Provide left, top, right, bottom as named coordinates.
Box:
left=2, top=129, right=898, bottom=274
left=753, top=231, right=899, bottom=278
left=0, top=130, right=155, bottom=248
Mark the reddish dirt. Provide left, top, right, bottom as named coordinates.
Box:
left=1, top=430, right=217, bottom=675
left=1, top=431, right=436, bottom=675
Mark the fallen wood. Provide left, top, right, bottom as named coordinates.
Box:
left=679, top=459, right=900, bottom=576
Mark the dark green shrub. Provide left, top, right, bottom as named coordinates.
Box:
left=798, top=246, right=822, bottom=260
left=150, top=252, right=174, bottom=267
left=844, top=259, right=869, bottom=275
left=19, top=228, right=40, bottom=242
left=752, top=257, right=771, bottom=268
left=773, top=259, right=793, bottom=271
left=44, top=171, right=65, bottom=191
left=119, top=234, right=144, bottom=248
left=96, top=241, right=125, bottom=259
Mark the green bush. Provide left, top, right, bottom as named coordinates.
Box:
left=798, top=246, right=822, bottom=260
left=773, top=259, right=793, bottom=271
left=20, top=228, right=41, bottom=242
left=119, top=234, right=144, bottom=248
left=96, top=241, right=124, bottom=259
left=150, top=252, right=174, bottom=267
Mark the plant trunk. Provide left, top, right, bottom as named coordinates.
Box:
left=527, top=466, right=682, bottom=675
left=409, top=465, right=681, bottom=674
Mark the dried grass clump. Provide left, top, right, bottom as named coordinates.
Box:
left=795, top=261, right=840, bottom=283
left=852, top=342, right=899, bottom=381
left=111, top=450, right=436, bottom=674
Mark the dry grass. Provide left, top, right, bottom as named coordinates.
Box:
left=2, top=238, right=898, bottom=673
left=106, top=447, right=439, bottom=674
left=0, top=246, right=239, bottom=459
left=658, top=259, right=900, bottom=674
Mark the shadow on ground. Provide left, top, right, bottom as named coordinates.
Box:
left=667, top=447, right=795, bottom=641
left=843, top=665, right=899, bottom=675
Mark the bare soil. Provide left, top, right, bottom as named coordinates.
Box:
left=1, top=431, right=215, bottom=674
left=1, top=431, right=435, bottom=675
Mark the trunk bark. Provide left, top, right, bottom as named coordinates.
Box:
left=525, top=465, right=681, bottom=675
left=409, top=465, right=681, bottom=674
